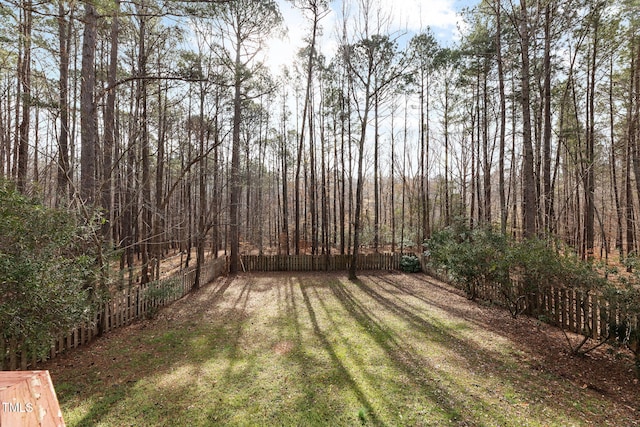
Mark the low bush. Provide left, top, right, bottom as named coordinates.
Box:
left=604, top=265, right=640, bottom=375
left=400, top=254, right=421, bottom=273
left=425, top=224, right=509, bottom=301
left=424, top=224, right=640, bottom=372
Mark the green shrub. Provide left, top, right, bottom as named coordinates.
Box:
left=425, top=222, right=640, bottom=375
left=425, top=224, right=509, bottom=300
left=400, top=254, right=421, bottom=273
left=425, top=228, right=605, bottom=316
left=603, top=277, right=640, bottom=375
left=0, top=180, right=100, bottom=361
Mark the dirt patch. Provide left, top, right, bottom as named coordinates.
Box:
left=273, top=340, right=295, bottom=356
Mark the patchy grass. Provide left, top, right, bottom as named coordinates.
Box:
left=44, top=272, right=638, bottom=426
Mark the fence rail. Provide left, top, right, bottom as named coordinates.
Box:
left=240, top=253, right=405, bottom=272
left=1, top=256, right=227, bottom=371
left=424, top=261, right=640, bottom=345
left=472, top=280, right=639, bottom=341
left=2, top=253, right=408, bottom=370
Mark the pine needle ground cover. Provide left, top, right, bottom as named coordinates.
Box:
left=45, top=272, right=638, bottom=426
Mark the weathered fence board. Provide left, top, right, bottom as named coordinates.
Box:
left=239, top=253, right=404, bottom=272
left=426, top=264, right=640, bottom=347
left=1, top=256, right=227, bottom=370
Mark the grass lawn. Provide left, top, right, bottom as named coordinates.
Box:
left=44, top=272, right=639, bottom=426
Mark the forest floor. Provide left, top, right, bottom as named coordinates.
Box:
left=43, top=271, right=639, bottom=426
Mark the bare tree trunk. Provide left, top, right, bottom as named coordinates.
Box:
left=280, top=97, right=290, bottom=255
left=482, top=63, right=491, bottom=225
left=349, top=99, right=370, bottom=280
left=374, top=91, right=380, bottom=252
left=80, top=2, right=98, bottom=203
left=309, top=92, right=318, bottom=254
left=419, top=73, right=427, bottom=241
left=194, top=87, right=207, bottom=288
left=496, top=0, right=507, bottom=234
left=584, top=12, right=600, bottom=258
left=57, top=0, right=72, bottom=200
left=102, top=0, right=119, bottom=239
left=320, top=103, right=330, bottom=256
left=135, top=6, right=151, bottom=285
left=610, top=55, right=623, bottom=255
left=542, top=2, right=553, bottom=234
left=520, top=0, right=537, bottom=238
left=17, top=0, right=32, bottom=193
left=401, top=95, right=408, bottom=253
left=629, top=39, right=640, bottom=260
left=444, top=79, right=451, bottom=227
left=294, top=4, right=320, bottom=255
left=391, top=101, right=396, bottom=252
left=229, top=36, right=242, bottom=273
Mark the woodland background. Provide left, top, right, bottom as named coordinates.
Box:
left=1, top=0, right=640, bottom=284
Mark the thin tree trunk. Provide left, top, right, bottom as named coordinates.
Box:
left=496, top=0, right=507, bottom=234
left=102, top=0, right=119, bottom=239
left=374, top=91, right=380, bottom=252
left=80, top=1, right=98, bottom=203
left=57, top=0, right=71, bottom=200
left=584, top=14, right=599, bottom=258
left=17, top=0, right=32, bottom=193
left=280, top=94, right=290, bottom=254
left=520, top=0, right=537, bottom=238
left=482, top=63, right=491, bottom=225
left=229, top=38, right=242, bottom=273
left=542, top=2, right=553, bottom=234
left=294, top=6, right=319, bottom=255
left=610, top=55, right=623, bottom=255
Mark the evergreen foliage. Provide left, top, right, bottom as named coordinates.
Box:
left=424, top=223, right=640, bottom=375
left=399, top=254, right=421, bottom=273
left=0, top=179, right=100, bottom=358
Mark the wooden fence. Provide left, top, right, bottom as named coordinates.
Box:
left=1, top=256, right=227, bottom=371
left=424, top=262, right=640, bottom=344
left=473, top=281, right=638, bottom=341
left=240, top=253, right=405, bottom=272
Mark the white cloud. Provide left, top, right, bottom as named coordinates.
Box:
left=379, top=0, right=460, bottom=33
left=263, top=1, right=312, bottom=75
left=265, top=1, right=343, bottom=76
left=265, top=0, right=467, bottom=74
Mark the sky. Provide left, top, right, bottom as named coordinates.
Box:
left=264, top=0, right=478, bottom=73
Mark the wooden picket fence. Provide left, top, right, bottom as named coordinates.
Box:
left=2, top=253, right=412, bottom=370
left=240, top=253, right=405, bottom=272
left=471, top=280, right=639, bottom=341
left=1, top=256, right=227, bottom=371
left=422, top=257, right=640, bottom=345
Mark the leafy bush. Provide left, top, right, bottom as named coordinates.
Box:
left=400, top=254, right=421, bottom=273
left=425, top=227, right=605, bottom=315
left=0, top=180, right=100, bottom=360
left=425, top=224, right=509, bottom=300
left=506, top=239, right=561, bottom=316
left=605, top=270, right=640, bottom=375
left=425, top=223, right=640, bottom=376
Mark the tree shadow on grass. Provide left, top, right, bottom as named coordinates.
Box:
left=53, top=275, right=248, bottom=426
left=298, top=281, right=383, bottom=426
left=338, top=273, right=630, bottom=425
left=47, top=272, right=631, bottom=426
left=327, top=277, right=481, bottom=425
